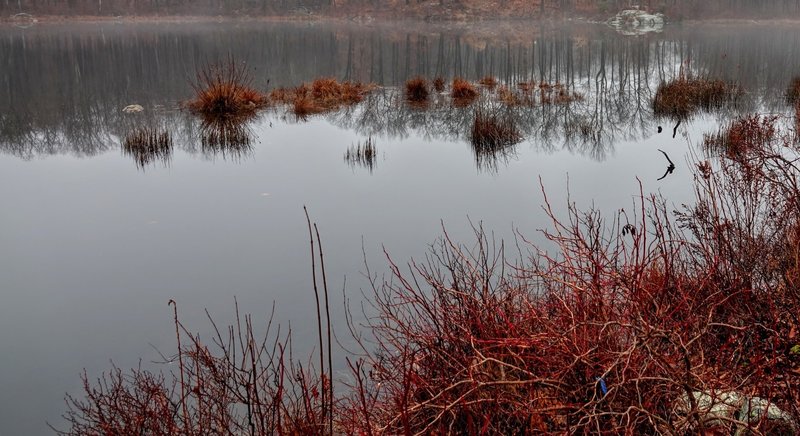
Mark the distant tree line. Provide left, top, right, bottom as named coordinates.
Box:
left=3, top=0, right=800, bottom=18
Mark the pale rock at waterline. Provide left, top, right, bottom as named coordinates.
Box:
left=122, top=104, right=144, bottom=114
left=606, top=9, right=665, bottom=35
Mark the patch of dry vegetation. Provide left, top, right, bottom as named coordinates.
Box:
left=653, top=76, right=740, bottom=120
left=478, top=75, right=498, bottom=89
left=404, top=76, right=429, bottom=105
left=432, top=77, right=445, bottom=93
left=186, top=60, right=268, bottom=119
left=270, top=78, right=375, bottom=118
left=493, top=81, right=582, bottom=107
left=451, top=77, right=479, bottom=106
left=704, top=114, right=780, bottom=159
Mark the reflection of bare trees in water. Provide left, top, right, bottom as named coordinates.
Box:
left=3, top=23, right=800, bottom=167
left=0, top=101, right=116, bottom=160
left=326, top=82, right=615, bottom=167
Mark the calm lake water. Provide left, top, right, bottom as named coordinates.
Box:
left=1, top=19, right=800, bottom=434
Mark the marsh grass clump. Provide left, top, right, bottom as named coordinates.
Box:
left=551, top=82, right=584, bottom=104
left=122, top=127, right=172, bottom=169
left=517, top=81, right=535, bottom=93
left=536, top=82, right=581, bottom=104
left=492, top=81, right=581, bottom=107
left=404, top=77, right=429, bottom=105
left=344, top=136, right=377, bottom=172
left=470, top=109, right=521, bottom=157
left=703, top=114, right=779, bottom=159
left=496, top=85, right=524, bottom=106
left=479, top=75, right=498, bottom=89
left=271, top=78, right=374, bottom=118
left=653, top=76, right=740, bottom=120
left=432, top=77, right=445, bottom=93
left=186, top=60, right=268, bottom=119
left=451, top=77, right=479, bottom=106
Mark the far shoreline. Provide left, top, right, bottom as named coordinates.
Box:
left=3, top=13, right=800, bottom=27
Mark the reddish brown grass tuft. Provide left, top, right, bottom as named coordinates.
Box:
left=517, top=81, right=535, bottom=93
left=186, top=60, right=268, bottom=118
left=653, top=76, right=740, bottom=119
left=703, top=114, right=779, bottom=159
left=479, top=75, right=498, bottom=89
left=405, top=76, right=429, bottom=104
left=451, top=77, right=479, bottom=106
left=497, top=85, right=525, bottom=106
left=270, top=78, right=374, bottom=118
left=432, top=76, right=445, bottom=93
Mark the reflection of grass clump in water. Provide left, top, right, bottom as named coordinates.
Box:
left=653, top=76, right=740, bottom=120
left=470, top=110, right=522, bottom=160
left=186, top=60, right=268, bottom=119
left=703, top=114, right=779, bottom=159
left=122, top=127, right=172, bottom=169
left=200, top=117, right=253, bottom=159
left=452, top=77, right=479, bottom=106
left=405, top=77, right=429, bottom=104
left=270, top=78, right=374, bottom=118
left=344, top=136, right=377, bottom=172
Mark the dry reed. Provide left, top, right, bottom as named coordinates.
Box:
left=186, top=59, right=268, bottom=119
left=404, top=77, right=429, bottom=105
left=452, top=77, right=479, bottom=106
left=270, top=78, right=374, bottom=118
left=653, top=76, right=740, bottom=119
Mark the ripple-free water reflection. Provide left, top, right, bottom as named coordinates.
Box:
left=198, top=116, right=255, bottom=160
left=122, top=126, right=173, bottom=169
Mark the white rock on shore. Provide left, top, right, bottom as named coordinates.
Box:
left=606, top=9, right=665, bottom=35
